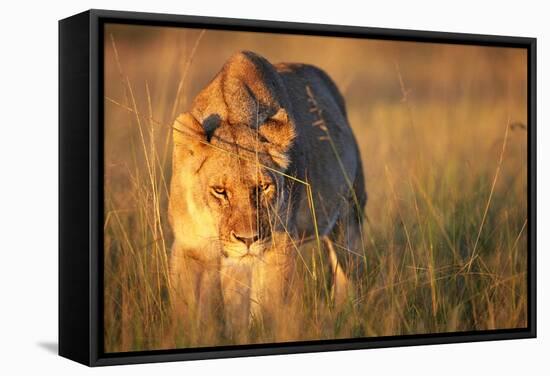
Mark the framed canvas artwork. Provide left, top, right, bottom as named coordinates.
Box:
left=59, top=9, right=536, bottom=366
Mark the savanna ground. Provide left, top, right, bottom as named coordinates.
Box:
left=103, top=24, right=528, bottom=352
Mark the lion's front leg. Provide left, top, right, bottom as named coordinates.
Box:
left=253, top=234, right=298, bottom=340
left=168, top=246, right=223, bottom=347
left=220, top=260, right=252, bottom=343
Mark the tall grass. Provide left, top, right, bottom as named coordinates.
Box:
left=103, top=25, right=528, bottom=352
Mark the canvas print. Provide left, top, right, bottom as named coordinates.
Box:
left=103, top=23, right=528, bottom=352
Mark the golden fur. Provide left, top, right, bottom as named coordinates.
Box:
left=168, top=51, right=366, bottom=344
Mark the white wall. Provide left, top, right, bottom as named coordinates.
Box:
left=0, top=0, right=547, bottom=374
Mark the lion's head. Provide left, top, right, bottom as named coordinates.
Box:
left=169, top=106, right=295, bottom=261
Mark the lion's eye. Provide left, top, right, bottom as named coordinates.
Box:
left=260, top=183, right=271, bottom=193
left=211, top=186, right=227, bottom=197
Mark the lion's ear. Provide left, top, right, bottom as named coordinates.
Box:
left=259, top=108, right=296, bottom=169
left=172, top=112, right=206, bottom=155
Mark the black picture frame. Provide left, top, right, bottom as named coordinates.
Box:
left=59, top=9, right=537, bottom=367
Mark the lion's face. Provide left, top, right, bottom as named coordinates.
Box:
left=199, top=150, right=278, bottom=259
left=170, top=110, right=295, bottom=261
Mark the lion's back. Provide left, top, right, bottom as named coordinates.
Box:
left=275, top=62, right=348, bottom=119
left=273, top=61, right=365, bottom=238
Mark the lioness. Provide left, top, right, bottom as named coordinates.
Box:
left=168, top=51, right=366, bottom=344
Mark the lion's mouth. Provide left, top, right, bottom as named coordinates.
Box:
left=221, top=237, right=271, bottom=259
left=238, top=252, right=258, bottom=260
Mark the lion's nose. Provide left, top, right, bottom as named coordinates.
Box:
left=230, top=231, right=259, bottom=248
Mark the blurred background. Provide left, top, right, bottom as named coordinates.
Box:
left=103, top=23, right=527, bottom=352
